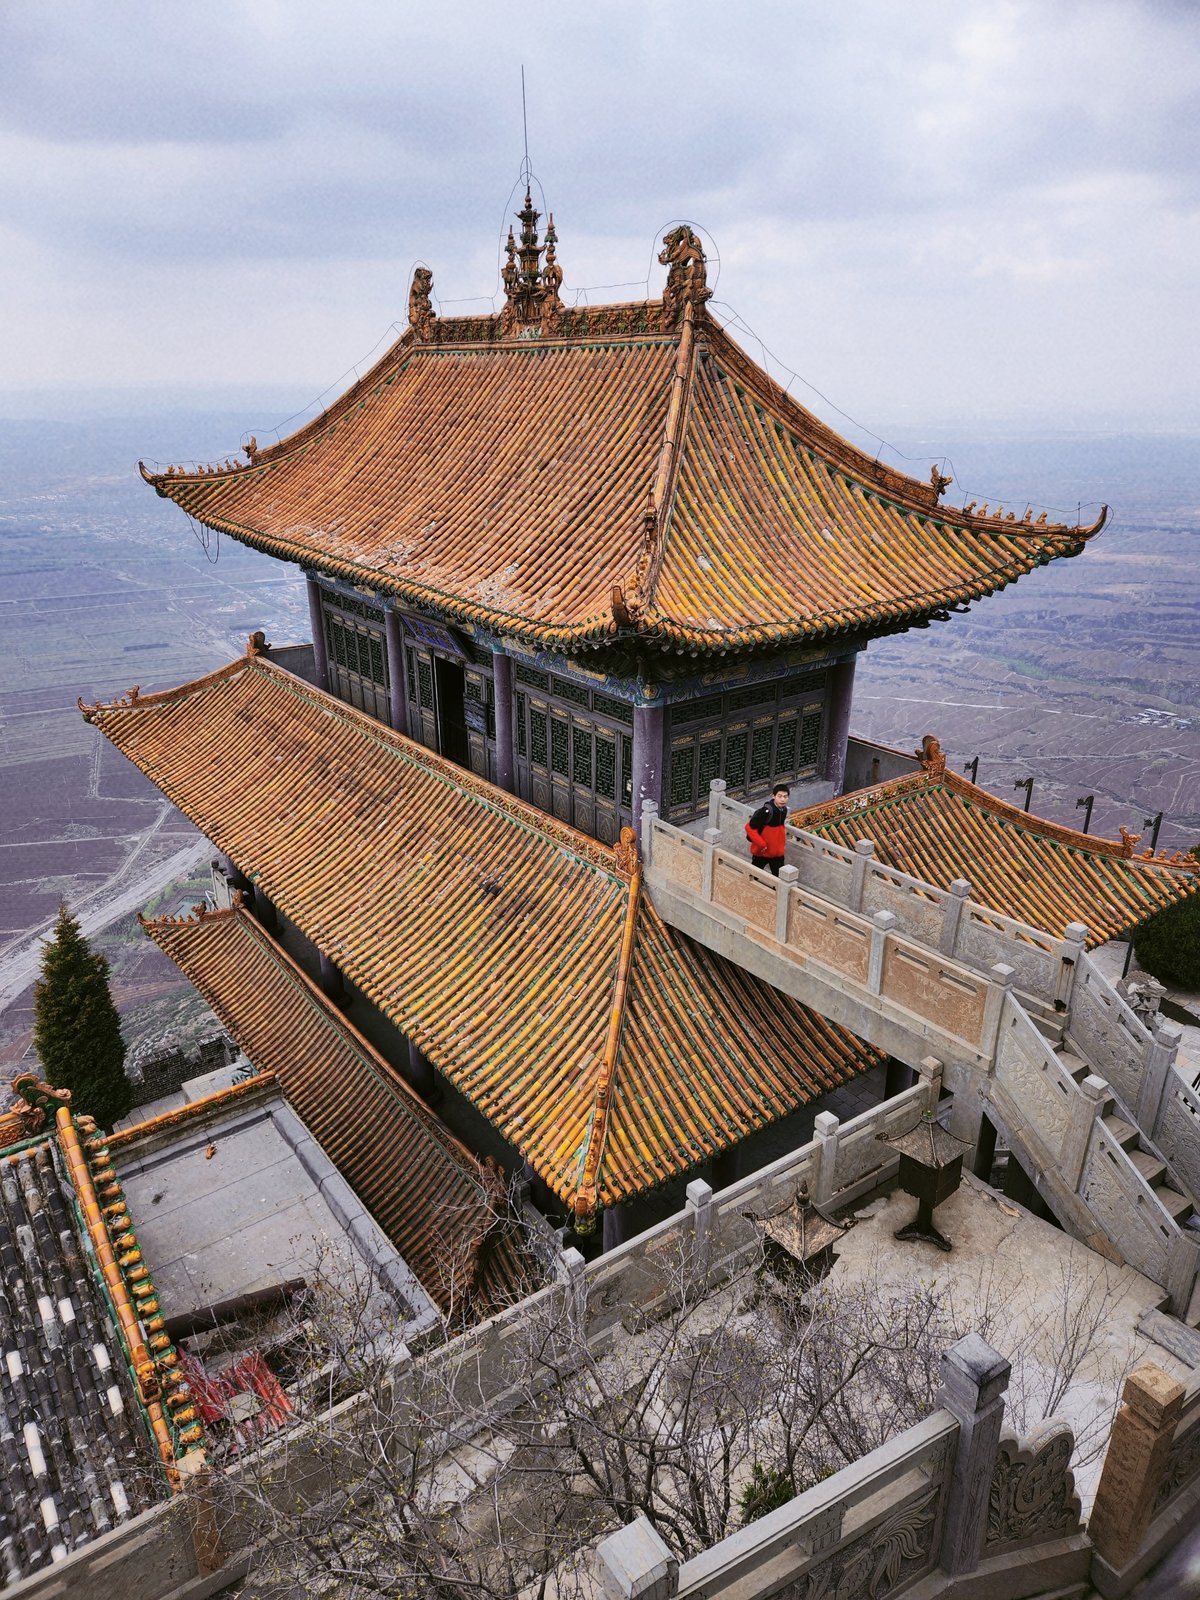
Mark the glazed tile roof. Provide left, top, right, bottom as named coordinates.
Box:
left=0, top=1079, right=203, bottom=1582
left=141, top=304, right=1104, bottom=656
left=82, top=651, right=880, bottom=1217
left=792, top=768, right=1198, bottom=946
left=135, top=904, right=532, bottom=1320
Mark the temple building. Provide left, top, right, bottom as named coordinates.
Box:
left=83, top=191, right=1198, bottom=1251
left=139, top=196, right=1106, bottom=840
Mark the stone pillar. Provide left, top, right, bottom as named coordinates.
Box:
left=492, top=649, right=515, bottom=794
left=884, top=1057, right=914, bottom=1100
left=306, top=575, right=330, bottom=693
left=404, top=1040, right=435, bottom=1098
left=1136, top=1022, right=1184, bottom=1134
left=849, top=838, right=875, bottom=912
left=821, top=653, right=858, bottom=795
left=317, top=950, right=346, bottom=1007
left=251, top=882, right=277, bottom=931
left=384, top=608, right=408, bottom=737
left=595, top=1517, right=678, bottom=1600
left=813, top=1111, right=840, bottom=1205
left=631, top=703, right=665, bottom=822
left=1060, top=1074, right=1109, bottom=1191
left=867, top=910, right=897, bottom=993
left=775, top=863, right=798, bottom=943
left=1090, top=1363, right=1185, bottom=1574
left=602, top=1205, right=629, bottom=1253
left=972, top=1112, right=998, bottom=1182
left=937, top=1333, right=1011, bottom=1575
left=938, top=879, right=972, bottom=957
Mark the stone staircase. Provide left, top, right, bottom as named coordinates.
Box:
left=642, top=793, right=1200, bottom=1322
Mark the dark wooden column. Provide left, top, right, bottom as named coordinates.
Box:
left=884, top=1057, right=914, bottom=1099
left=972, top=1114, right=998, bottom=1183
left=404, top=1041, right=435, bottom=1099
left=384, top=608, right=408, bottom=736
left=631, top=703, right=665, bottom=821
left=492, top=649, right=515, bottom=793
left=822, top=653, right=858, bottom=795
left=306, top=575, right=330, bottom=694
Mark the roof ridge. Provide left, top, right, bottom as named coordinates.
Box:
left=617, top=302, right=699, bottom=626
left=572, top=829, right=643, bottom=1226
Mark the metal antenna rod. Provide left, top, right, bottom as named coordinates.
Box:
left=520, top=65, right=531, bottom=182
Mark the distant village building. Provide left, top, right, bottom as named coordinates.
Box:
left=79, top=191, right=1197, bottom=1258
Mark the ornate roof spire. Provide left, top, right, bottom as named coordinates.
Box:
left=501, top=188, right=563, bottom=337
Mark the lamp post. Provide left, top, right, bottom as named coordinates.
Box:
left=1014, top=776, right=1034, bottom=813
left=964, top=756, right=980, bottom=784
left=1075, top=795, right=1094, bottom=834
left=1144, top=812, right=1164, bottom=854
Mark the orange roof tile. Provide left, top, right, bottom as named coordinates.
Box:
left=134, top=905, right=529, bottom=1318
left=83, top=653, right=880, bottom=1215
left=792, top=768, right=1198, bottom=946
left=141, top=305, right=1103, bottom=655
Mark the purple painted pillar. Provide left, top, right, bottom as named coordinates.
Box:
left=822, top=654, right=858, bottom=795
left=384, top=608, right=409, bottom=736
left=631, top=703, right=665, bottom=821
left=306, top=575, right=330, bottom=693
left=492, top=649, right=515, bottom=793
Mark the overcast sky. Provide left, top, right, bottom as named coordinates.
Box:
left=2, top=0, right=1197, bottom=439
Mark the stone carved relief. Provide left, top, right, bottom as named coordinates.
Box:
left=1154, top=1414, right=1200, bottom=1514
left=984, top=1424, right=1081, bottom=1553
left=777, top=1485, right=940, bottom=1600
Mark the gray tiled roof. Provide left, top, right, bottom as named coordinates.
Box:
left=0, top=1140, right=159, bottom=1581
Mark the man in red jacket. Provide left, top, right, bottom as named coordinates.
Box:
left=745, top=782, right=791, bottom=875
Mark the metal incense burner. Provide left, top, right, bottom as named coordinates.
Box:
left=884, top=1112, right=970, bottom=1252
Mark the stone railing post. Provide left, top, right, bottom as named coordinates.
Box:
left=595, top=1517, right=679, bottom=1600
left=981, top=964, right=1016, bottom=1060
left=939, top=879, right=972, bottom=957
left=918, top=1055, right=944, bottom=1113
left=849, top=838, right=874, bottom=912
left=707, top=777, right=727, bottom=831
left=1060, top=1074, right=1109, bottom=1191
left=1137, top=1022, right=1183, bottom=1136
left=813, top=1111, right=841, bottom=1205
left=685, top=1177, right=714, bottom=1285
left=1090, top=1363, right=1185, bottom=1577
left=556, top=1245, right=587, bottom=1336
left=701, top=827, right=721, bottom=900
left=937, top=1333, right=1011, bottom=1576
left=867, top=910, right=897, bottom=994
left=640, top=799, right=659, bottom=865
left=1055, top=922, right=1088, bottom=1013
left=775, top=863, right=799, bottom=943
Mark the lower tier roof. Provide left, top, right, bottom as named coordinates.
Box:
left=83, top=648, right=880, bottom=1216
left=138, top=902, right=531, bottom=1320
left=791, top=766, right=1197, bottom=946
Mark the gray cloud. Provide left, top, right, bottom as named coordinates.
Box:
left=1, top=0, right=1196, bottom=431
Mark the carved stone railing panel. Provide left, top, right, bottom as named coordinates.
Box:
left=674, top=1413, right=956, bottom=1600
left=862, top=865, right=948, bottom=948
left=993, top=999, right=1076, bottom=1160
left=984, top=1422, right=1081, bottom=1556
left=880, top=938, right=988, bottom=1047
left=1153, top=1073, right=1200, bottom=1205
left=712, top=850, right=776, bottom=932
left=1153, top=1378, right=1200, bottom=1515
left=955, top=906, right=1060, bottom=1001
left=1069, top=957, right=1149, bottom=1113
left=788, top=893, right=871, bottom=983
left=1079, top=1121, right=1175, bottom=1284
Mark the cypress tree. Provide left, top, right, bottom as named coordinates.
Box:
left=32, top=903, right=132, bottom=1129
left=1132, top=847, right=1200, bottom=992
